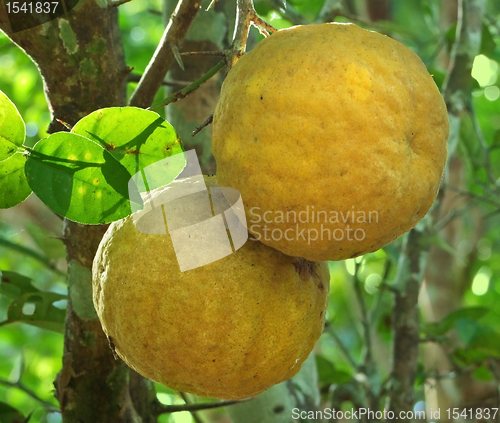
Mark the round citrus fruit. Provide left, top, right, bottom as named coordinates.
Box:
left=212, top=23, right=449, bottom=261
left=92, top=176, right=330, bottom=400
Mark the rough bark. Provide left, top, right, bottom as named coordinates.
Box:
left=385, top=0, right=486, bottom=418
left=0, top=2, right=145, bottom=421
left=386, top=228, right=429, bottom=416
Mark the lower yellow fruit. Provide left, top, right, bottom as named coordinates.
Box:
left=92, top=176, right=330, bottom=399
left=212, top=23, right=449, bottom=261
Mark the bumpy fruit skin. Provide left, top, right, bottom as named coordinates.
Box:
left=92, top=177, right=329, bottom=400
left=212, top=23, right=449, bottom=261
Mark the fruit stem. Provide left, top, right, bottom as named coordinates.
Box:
left=147, top=60, right=226, bottom=111
left=228, top=0, right=277, bottom=69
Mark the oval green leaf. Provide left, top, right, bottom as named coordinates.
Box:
left=71, top=106, right=185, bottom=182
left=0, top=291, right=67, bottom=333
left=0, top=270, right=39, bottom=299
left=25, top=132, right=135, bottom=224
left=0, top=152, right=32, bottom=208
left=0, top=90, right=25, bottom=161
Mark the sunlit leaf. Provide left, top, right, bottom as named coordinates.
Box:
left=25, top=132, right=136, bottom=224
left=25, top=108, right=185, bottom=224
left=0, top=153, right=32, bottom=208
left=71, top=107, right=184, bottom=182
left=0, top=90, right=25, bottom=161
left=0, top=91, right=31, bottom=208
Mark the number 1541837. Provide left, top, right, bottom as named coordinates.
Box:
left=5, top=2, right=60, bottom=14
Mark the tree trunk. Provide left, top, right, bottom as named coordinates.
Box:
left=0, top=3, right=146, bottom=421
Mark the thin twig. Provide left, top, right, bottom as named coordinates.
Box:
left=329, top=328, right=358, bottom=369
left=156, top=398, right=250, bottom=415
left=369, top=258, right=392, bottom=324
left=148, top=60, right=225, bottom=111
left=148, top=8, right=162, bottom=16
left=127, top=73, right=192, bottom=87
left=0, top=378, right=60, bottom=412
left=180, top=50, right=226, bottom=56
left=192, top=114, right=213, bottom=137
left=0, top=237, right=67, bottom=277
left=353, top=260, right=373, bottom=369
left=470, top=105, right=496, bottom=185
left=109, top=0, right=133, bottom=7
left=228, top=0, right=276, bottom=69
left=353, top=259, right=378, bottom=409
left=129, top=0, right=201, bottom=108
left=443, top=185, right=500, bottom=209
left=251, top=14, right=278, bottom=36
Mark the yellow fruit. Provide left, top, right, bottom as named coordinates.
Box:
left=92, top=176, right=329, bottom=400
left=212, top=23, right=449, bottom=261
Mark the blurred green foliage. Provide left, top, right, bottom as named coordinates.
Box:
left=1, top=0, right=500, bottom=422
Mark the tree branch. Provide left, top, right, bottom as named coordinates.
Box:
left=148, top=60, right=225, bottom=110
left=109, top=0, right=133, bottom=7
left=128, top=0, right=201, bottom=108
left=178, top=392, right=204, bottom=423
left=385, top=0, right=486, bottom=416
left=155, top=398, right=249, bottom=415
left=0, top=377, right=59, bottom=413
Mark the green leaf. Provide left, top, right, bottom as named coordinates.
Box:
left=445, top=23, right=457, bottom=50
left=0, top=89, right=31, bottom=209
left=25, top=132, right=136, bottom=224
left=423, top=306, right=489, bottom=336
left=0, top=402, right=28, bottom=423
left=480, top=23, right=497, bottom=57
left=0, top=90, right=25, bottom=161
left=71, top=106, right=184, bottom=188
left=25, top=108, right=185, bottom=224
left=228, top=353, right=319, bottom=423
left=315, top=355, right=351, bottom=386
left=468, top=332, right=500, bottom=358
left=0, top=270, right=39, bottom=299
left=472, top=365, right=493, bottom=382
left=456, top=317, right=481, bottom=345
left=0, top=152, right=32, bottom=208
left=0, top=291, right=66, bottom=333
